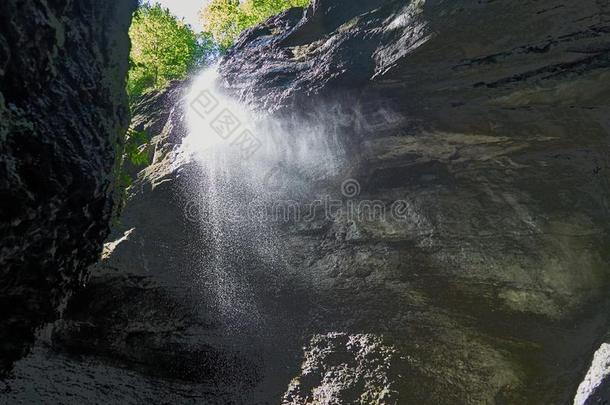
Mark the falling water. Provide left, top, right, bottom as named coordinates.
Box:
left=179, top=67, right=346, bottom=342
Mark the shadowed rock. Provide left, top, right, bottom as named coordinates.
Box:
left=0, top=0, right=135, bottom=375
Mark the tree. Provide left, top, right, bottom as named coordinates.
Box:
left=128, top=3, right=212, bottom=98
left=200, top=0, right=310, bottom=50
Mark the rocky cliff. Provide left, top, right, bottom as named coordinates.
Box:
left=0, top=0, right=135, bottom=375
left=4, top=0, right=610, bottom=404
left=217, top=2, right=610, bottom=401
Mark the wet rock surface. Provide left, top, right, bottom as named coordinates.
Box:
left=5, top=0, right=610, bottom=404
left=0, top=0, right=135, bottom=375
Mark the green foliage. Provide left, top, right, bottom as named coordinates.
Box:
left=128, top=3, right=213, bottom=98
left=200, top=0, right=310, bottom=49
left=124, top=129, right=151, bottom=168
left=113, top=128, right=151, bottom=220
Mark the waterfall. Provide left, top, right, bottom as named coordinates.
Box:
left=179, top=67, right=346, bottom=341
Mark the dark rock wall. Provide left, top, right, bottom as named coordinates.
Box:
left=0, top=0, right=136, bottom=375
left=218, top=0, right=610, bottom=403
left=220, top=0, right=610, bottom=117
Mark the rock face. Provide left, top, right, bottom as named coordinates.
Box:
left=283, top=333, right=404, bottom=404
left=6, top=0, right=610, bottom=404
left=0, top=0, right=135, bottom=375
left=221, top=0, right=610, bottom=118
left=218, top=1, right=610, bottom=402
left=575, top=341, right=610, bottom=405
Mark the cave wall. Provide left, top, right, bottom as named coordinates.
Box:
left=0, top=0, right=136, bottom=375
